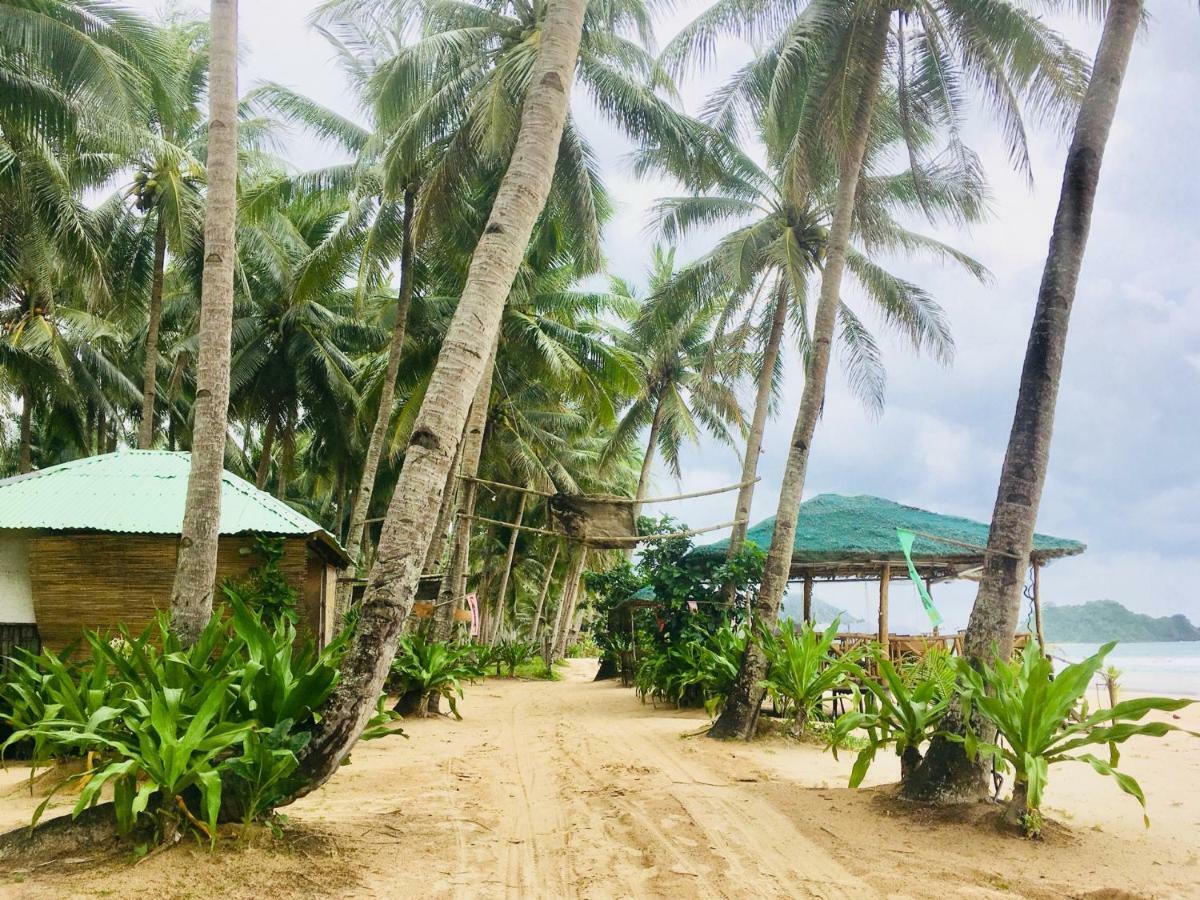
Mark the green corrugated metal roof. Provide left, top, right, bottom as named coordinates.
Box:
left=691, top=493, right=1085, bottom=566
left=0, top=451, right=346, bottom=561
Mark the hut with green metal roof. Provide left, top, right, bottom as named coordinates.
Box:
left=690, top=493, right=1085, bottom=648
left=0, top=451, right=349, bottom=656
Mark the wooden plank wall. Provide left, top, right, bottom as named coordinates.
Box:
left=29, top=534, right=322, bottom=653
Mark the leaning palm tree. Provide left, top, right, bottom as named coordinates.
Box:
left=293, top=0, right=590, bottom=795
left=170, top=0, right=239, bottom=645
left=907, top=0, right=1149, bottom=803
left=667, top=0, right=1089, bottom=739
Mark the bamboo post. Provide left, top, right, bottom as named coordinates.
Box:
left=1033, top=559, right=1045, bottom=654
left=802, top=575, right=813, bottom=623
left=878, top=564, right=890, bottom=655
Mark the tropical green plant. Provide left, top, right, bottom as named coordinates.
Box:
left=4, top=614, right=253, bottom=842
left=493, top=638, right=538, bottom=677
left=831, top=649, right=951, bottom=784
left=0, top=592, right=372, bottom=842
left=221, top=536, right=301, bottom=629
left=951, top=642, right=1196, bottom=836
left=389, top=634, right=475, bottom=718
left=758, top=618, right=863, bottom=736
left=634, top=625, right=747, bottom=716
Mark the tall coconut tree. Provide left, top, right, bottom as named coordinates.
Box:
left=608, top=246, right=747, bottom=516
left=129, top=20, right=208, bottom=449
left=906, top=0, right=1148, bottom=803
left=665, top=0, right=1089, bottom=740
left=639, top=120, right=987, bottom=566
left=228, top=186, right=369, bottom=501
left=170, top=0, right=239, bottom=645
left=293, top=0, right=589, bottom=795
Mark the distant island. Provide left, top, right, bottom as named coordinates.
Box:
left=781, top=596, right=864, bottom=628
left=1043, top=599, right=1200, bottom=642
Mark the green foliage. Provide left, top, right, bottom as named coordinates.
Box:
left=221, top=536, right=300, bottom=630
left=584, top=519, right=763, bottom=672
left=494, top=639, right=538, bottom=677
left=634, top=625, right=747, bottom=717
left=389, top=635, right=475, bottom=719
left=951, top=642, right=1196, bottom=833
left=758, top=619, right=862, bottom=735
left=0, top=595, right=371, bottom=842
left=461, top=642, right=501, bottom=679
left=832, top=648, right=951, bottom=786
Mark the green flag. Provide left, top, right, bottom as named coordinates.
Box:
left=896, top=529, right=944, bottom=628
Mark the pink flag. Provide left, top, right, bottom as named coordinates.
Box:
left=465, top=593, right=480, bottom=636
left=686, top=600, right=699, bottom=612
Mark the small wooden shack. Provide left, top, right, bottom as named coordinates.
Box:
left=0, top=451, right=349, bottom=655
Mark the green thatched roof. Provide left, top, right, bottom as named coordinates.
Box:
left=690, top=494, right=1084, bottom=577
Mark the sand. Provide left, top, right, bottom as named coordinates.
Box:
left=1, top=659, right=1197, bottom=899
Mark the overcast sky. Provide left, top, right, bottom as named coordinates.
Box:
left=137, top=2, right=1199, bottom=632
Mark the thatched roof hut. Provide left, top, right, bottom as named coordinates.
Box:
left=690, top=493, right=1084, bottom=580
left=690, top=493, right=1085, bottom=648
left=0, top=451, right=348, bottom=656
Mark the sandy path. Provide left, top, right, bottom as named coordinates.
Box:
left=3, top=659, right=1198, bottom=899
left=365, top=660, right=866, bottom=898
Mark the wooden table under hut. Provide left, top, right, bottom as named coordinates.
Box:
left=689, top=493, right=1086, bottom=659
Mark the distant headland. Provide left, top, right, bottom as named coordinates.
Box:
left=1043, top=599, right=1200, bottom=643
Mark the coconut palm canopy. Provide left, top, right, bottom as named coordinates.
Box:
left=691, top=493, right=1084, bottom=580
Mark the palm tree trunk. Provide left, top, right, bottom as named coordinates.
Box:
left=709, top=9, right=891, bottom=740
left=633, top=395, right=665, bottom=517
left=338, top=187, right=417, bottom=618
left=551, top=548, right=587, bottom=662
left=432, top=344, right=496, bottom=640
left=18, top=386, right=33, bottom=473
left=488, top=491, right=527, bottom=646
left=95, top=407, right=106, bottom=456
left=85, top=402, right=95, bottom=457
left=529, top=541, right=559, bottom=640
left=170, top=0, right=239, bottom=646
left=726, top=283, right=789, bottom=558
left=291, top=0, right=587, bottom=796
left=626, top=395, right=665, bottom=561
left=276, top=414, right=294, bottom=500
left=905, top=0, right=1142, bottom=803
left=423, top=440, right=463, bottom=575
left=256, top=416, right=276, bottom=489
left=138, top=216, right=168, bottom=449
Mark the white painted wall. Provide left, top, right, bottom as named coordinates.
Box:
left=0, top=531, right=35, bottom=623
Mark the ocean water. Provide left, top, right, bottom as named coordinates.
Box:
left=1047, top=642, right=1200, bottom=698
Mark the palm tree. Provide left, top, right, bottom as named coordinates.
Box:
left=649, top=133, right=985, bottom=550
left=249, top=19, right=437, bottom=587
left=170, top=0, right=239, bottom=645
left=129, top=20, right=208, bottom=449
left=666, top=0, right=1089, bottom=739
left=609, top=246, right=746, bottom=516
left=459, top=257, right=641, bottom=639
left=293, top=0, right=589, bottom=795
left=228, top=186, right=369, bottom=501
left=907, top=0, right=1148, bottom=803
